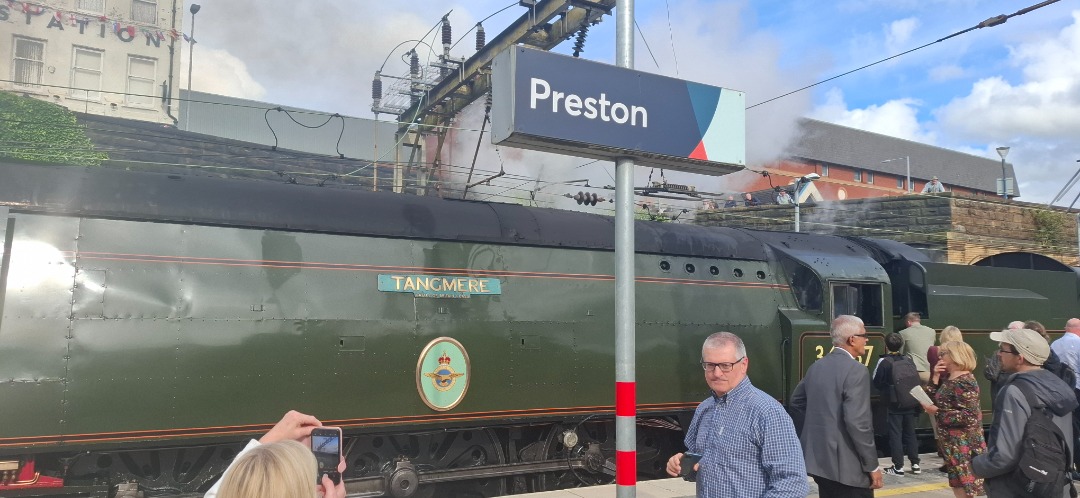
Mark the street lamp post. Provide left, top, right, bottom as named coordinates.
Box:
left=185, top=4, right=200, bottom=130
left=794, top=173, right=820, bottom=232
left=882, top=156, right=911, bottom=193
left=996, top=147, right=1010, bottom=199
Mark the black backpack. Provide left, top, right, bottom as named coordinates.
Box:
left=1005, top=379, right=1077, bottom=498
left=889, top=355, right=922, bottom=410
left=1045, top=356, right=1078, bottom=394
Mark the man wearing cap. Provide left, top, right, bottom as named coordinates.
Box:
left=922, top=176, right=946, bottom=193
left=972, top=328, right=1078, bottom=497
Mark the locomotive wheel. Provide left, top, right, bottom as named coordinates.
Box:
left=525, top=420, right=678, bottom=492
left=527, top=420, right=616, bottom=491
left=63, top=444, right=240, bottom=495
left=348, top=429, right=507, bottom=498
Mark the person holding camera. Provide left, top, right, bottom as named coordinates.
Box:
left=664, top=332, right=808, bottom=497
left=204, top=410, right=346, bottom=498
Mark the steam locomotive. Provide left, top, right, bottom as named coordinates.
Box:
left=1, top=161, right=1075, bottom=497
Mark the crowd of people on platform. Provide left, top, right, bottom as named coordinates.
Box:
left=665, top=314, right=1080, bottom=498
left=209, top=313, right=1080, bottom=498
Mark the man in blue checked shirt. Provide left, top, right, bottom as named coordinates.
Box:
left=664, top=332, right=809, bottom=497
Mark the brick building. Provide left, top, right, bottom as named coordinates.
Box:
left=733, top=119, right=1018, bottom=203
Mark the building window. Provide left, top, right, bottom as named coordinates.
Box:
left=131, top=0, right=157, bottom=24
left=897, top=177, right=904, bottom=189
left=126, top=56, right=156, bottom=107
left=853, top=170, right=862, bottom=182
left=865, top=171, right=874, bottom=184
left=71, top=47, right=104, bottom=101
left=821, top=165, right=829, bottom=177
left=12, top=37, right=45, bottom=87
left=77, top=0, right=105, bottom=14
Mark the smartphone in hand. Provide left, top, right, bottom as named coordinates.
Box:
left=680, top=452, right=703, bottom=481
left=310, top=427, right=342, bottom=485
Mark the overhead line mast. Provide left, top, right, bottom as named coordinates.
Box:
left=388, top=0, right=614, bottom=137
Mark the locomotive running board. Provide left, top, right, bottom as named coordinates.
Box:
left=344, top=457, right=598, bottom=497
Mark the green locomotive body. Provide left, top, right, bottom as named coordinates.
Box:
left=0, top=162, right=1074, bottom=496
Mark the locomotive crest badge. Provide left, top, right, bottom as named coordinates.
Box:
left=416, top=337, right=471, bottom=411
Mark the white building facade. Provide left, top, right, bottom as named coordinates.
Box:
left=3, top=0, right=186, bottom=124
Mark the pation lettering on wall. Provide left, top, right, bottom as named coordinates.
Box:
left=1, top=2, right=179, bottom=49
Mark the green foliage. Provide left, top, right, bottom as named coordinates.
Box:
left=636, top=210, right=672, bottom=222
left=1032, top=209, right=1070, bottom=249
left=0, top=91, right=108, bottom=166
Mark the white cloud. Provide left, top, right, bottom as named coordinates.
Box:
left=885, top=17, right=920, bottom=54
left=191, top=0, right=502, bottom=115
left=180, top=47, right=266, bottom=100
left=935, top=11, right=1080, bottom=143
left=809, top=88, right=936, bottom=143
left=927, top=11, right=1080, bottom=204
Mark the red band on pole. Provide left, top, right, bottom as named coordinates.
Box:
left=616, top=450, right=637, bottom=486
left=616, top=381, right=636, bottom=417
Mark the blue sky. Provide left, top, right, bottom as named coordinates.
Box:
left=185, top=0, right=1080, bottom=207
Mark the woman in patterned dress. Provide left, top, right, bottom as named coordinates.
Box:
left=924, top=340, right=986, bottom=497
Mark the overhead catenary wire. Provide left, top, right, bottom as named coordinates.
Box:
left=747, top=0, right=1061, bottom=109
left=663, top=0, right=680, bottom=76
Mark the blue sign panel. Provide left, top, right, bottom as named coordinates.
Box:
left=492, top=46, right=745, bottom=176
left=378, top=274, right=502, bottom=299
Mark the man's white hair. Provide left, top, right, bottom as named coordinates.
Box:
left=702, top=332, right=747, bottom=358
left=831, top=315, right=865, bottom=346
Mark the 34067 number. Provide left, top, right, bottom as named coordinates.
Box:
left=813, top=344, right=875, bottom=366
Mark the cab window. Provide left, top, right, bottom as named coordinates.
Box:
left=832, top=282, right=883, bottom=326
left=781, top=256, right=822, bottom=312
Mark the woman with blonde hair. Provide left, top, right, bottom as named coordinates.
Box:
left=925, top=341, right=986, bottom=498
left=218, top=440, right=326, bottom=498
left=204, top=411, right=345, bottom=498
left=927, top=326, right=964, bottom=382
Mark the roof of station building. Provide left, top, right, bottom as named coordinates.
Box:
left=786, top=118, right=1018, bottom=196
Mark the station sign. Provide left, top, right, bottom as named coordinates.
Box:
left=491, top=46, right=745, bottom=176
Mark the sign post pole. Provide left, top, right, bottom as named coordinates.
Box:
left=614, top=1, right=636, bottom=497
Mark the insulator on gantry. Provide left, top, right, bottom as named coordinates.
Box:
left=372, top=72, right=382, bottom=106
left=572, top=24, right=589, bottom=58
left=442, top=16, right=452, bottom=49
left=475, top=23, right=485, bottom=51
left=410, top=51, right=420, bottom=77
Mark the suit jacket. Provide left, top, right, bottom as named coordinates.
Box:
left=789, top=348, right=878, bottom=488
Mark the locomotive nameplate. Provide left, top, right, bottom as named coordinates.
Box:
left=379, top=274, right=501, bottom=299
left=416, top=337, right=471, bottom=411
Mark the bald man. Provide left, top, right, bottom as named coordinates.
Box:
left=1051, top=318, right=1080, bottom=473
left=1050, top=319, right=1080, bottom=389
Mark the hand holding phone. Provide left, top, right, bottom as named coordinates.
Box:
left=680, top=452, right=702, bottom=481
left=310, top=427, right=342, bottom=485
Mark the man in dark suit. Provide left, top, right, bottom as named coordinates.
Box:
left=790, top=315, right=883, bottom=497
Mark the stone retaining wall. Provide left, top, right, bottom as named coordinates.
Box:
left=695, top=193, right=1079, bottom=266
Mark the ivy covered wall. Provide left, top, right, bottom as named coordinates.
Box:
left=0, top=91, right=108, bottom=166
